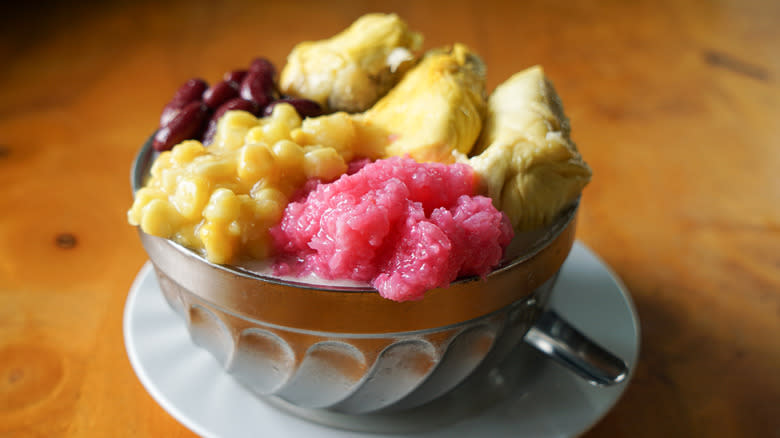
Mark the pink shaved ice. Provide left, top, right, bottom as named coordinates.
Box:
left=270, top=157, right=513, bottom=302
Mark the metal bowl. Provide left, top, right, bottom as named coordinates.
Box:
left=131, top=137, right=627, bottom=428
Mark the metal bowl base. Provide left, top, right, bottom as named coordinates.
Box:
left=258, top=342, right=547, bottom=434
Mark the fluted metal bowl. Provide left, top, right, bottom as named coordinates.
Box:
left=131, top=137, right=625, bottom=429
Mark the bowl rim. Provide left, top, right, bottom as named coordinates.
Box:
left=131, top=134, right=579, bottom=293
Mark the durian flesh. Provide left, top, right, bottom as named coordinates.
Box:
left=294, top=43, right=488, bottom=164
left=360, top=43, right=487, bottom=163
left=469, top=65, right=592, bottom=231
left=279, top=13, right=423, bottom=113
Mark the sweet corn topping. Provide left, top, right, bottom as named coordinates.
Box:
left=128, top=104, right=351, bottom=264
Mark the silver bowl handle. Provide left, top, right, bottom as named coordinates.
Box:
left=524, top=310, right=628, bottom=386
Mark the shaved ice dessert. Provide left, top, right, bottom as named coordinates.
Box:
left=128, top=13, right=591, bottom=302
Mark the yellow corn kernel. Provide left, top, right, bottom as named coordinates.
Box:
left=303, top=147, right=348, bottom=181
left=299, top=112, right=356, bottom=161
left=171, top=140, right=206, bottom=164
left=159, top=167, right=182, bottom=194
left=141, top=199, right=181, bottom=237
left=203, top=188, right=241, bottom=223
left=199, top=221, right=238, bottom=264
left=251, top=186, right=287, bottom=205
left=128, top=187, right=166, bottom=224
left=173, top=224, right=200, bottom=248
left=255, top=198, right=285, bottom=224
left=244, top=126, right=267, bottom=145
left=260, top=119, right=292, bottom=145
left=150, top=151, right=173, bottom=179
left=251, top=188, right=287, bottom=223
left=213, top=110, right=260, bottom=151
left=237, top=143, right=275, bottom=181
left=235, top=194, right=256, bottom=219
left=237, top=195, right=273, bottom=238
left=248, top=178, right=294, bottom=202
left=227, top=220, right=242, bottom=237
left=272, top=139, right=304, bottom=172
left=172, top=176, right=211, bottom=221
left=193, top=156, right=236, bottom=182
left=289, top=127, right=306, bottom=144
left=269, top=103, right=302, bottom=130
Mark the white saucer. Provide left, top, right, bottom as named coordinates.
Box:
left=124, top=242, right=640, bottom=438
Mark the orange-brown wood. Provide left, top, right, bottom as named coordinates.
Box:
left=1, top=0, right=778, bottom=436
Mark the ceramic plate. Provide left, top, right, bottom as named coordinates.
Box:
left=124, top=242, right=640, bottom=437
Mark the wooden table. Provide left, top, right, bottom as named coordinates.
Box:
left=1, top=0, right=778, bottom=436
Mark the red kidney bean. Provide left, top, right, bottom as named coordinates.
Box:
left=201, top=98, right=259, bottom=145
left=213, top=97, right=259, bottom=119
left=240, top=69, right=278, bottom=109
left=153, top=102, right=209, bottom=151
left=249, top=57, right=276, bottom=78
left=202, top=80, right=240, bottom=109
left=159, top=78, right=208, bottom=126
left=171, top=78, right=209, bottom=102
left=223, top=69, right=248, bottom=84
left=264, top=98, right=323, bottom=118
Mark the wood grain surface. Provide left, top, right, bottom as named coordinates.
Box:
left=1, top=0, right=778, bottom=436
